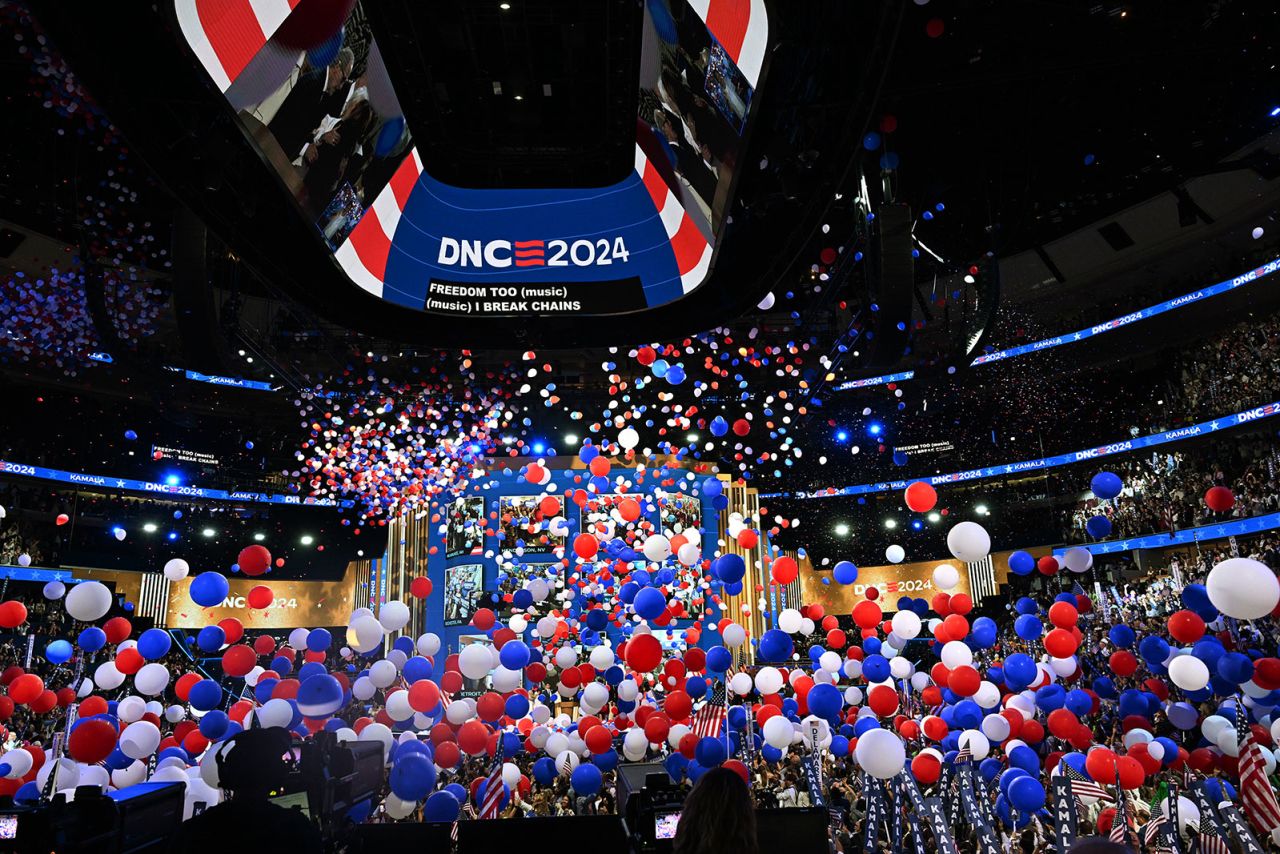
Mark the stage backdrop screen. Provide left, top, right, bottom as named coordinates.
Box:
left=165, top=575, right=354, bottom=629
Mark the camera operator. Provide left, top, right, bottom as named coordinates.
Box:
left=169, top=727, right=323, bottom=854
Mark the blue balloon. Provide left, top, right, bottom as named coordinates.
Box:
left=78, top=626, right=107, bottom=652
left=296, top=674, right=344, bottom=718
left=701, top=479, right=723, bottom=498
left=1014, top=614, right=1043, bottom=640
left=706, top=645, right=733, bottom=673
left=715, top=554, right=746, bottom=584
left=863, top=131, right=882, bottom=151
left=571, top=763, right=603, bottom=796
left=188, top=679, right=223, bottom=712
left=833, top=561, right=859, bottom=585
left=1085, top=515, right=1112, bottom=538
left=307, top=628, right=332, bottom=652
left=190, top=572, right=229, bottom=608
left=199, top=710, right=230, bottom=740
left=1139, top=635, right=1170, bottom=664
left=533, top=757, right=557, bottom=786
left=710, top=416, right=729, bottom=437
left=695, top=737, right=726, bottom=767
left=196, top=625, right=226, bottom=652
left=499, top=640, right=531, bottom=670
left=1109, top=624, right=1135, bottom=648
left=830, top=735, right=850, bottom=757
left=390, top=753, right=438, bottom=801
left=45, top=640, right=73, bottom=665
left=1008, top=551, right=1035, bottom=576
left=758, top=630, right=793, bottom=663
left=137, top=628, right=172, bottom=660
left=1008, top=777, right=1046, bottom=812
left=807, top=683, right=842, bottom=719
left=1003, top=653, right=1037, bottom=688
left=403, top=656, right=433, bottom=683
left=1090, top=471, right=1123, bottom=499
left=423, top=790, right=460, bottom=822
left=664, top=752, right=689, bottom=782
left=633, top=587, right=667, bottom=620
left=1008, top=745, right=1039, bottom=775
left=862, top=655, right=890, bottom=683
left=1014, top=597, right=1038, bottom=615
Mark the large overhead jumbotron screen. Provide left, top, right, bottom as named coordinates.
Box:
left=175, top=0, right=769, bottom=318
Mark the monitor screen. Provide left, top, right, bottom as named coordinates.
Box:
left=655, top=809, right=682, bottom=840
left=0, top=815, right=16, bottom=840
left=270, top=790, right=311, bottom=818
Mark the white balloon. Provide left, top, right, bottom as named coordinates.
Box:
left=932, top=564, right=960, bottom=591
left=1063, top=547, right=1093, bottom=573
left=855, top=729, right=905, bottom=779
left=889, top=657, right=913, bottom=680
left=1, top=748, right=32, bottom=779
left=885, top=545, right=905, bottom=564
left=65, top=581, right=112, bottom=622
left=819, top=651, right=841, bottom=673
left=763, top=715, right=794, bottom=749
left=256, top=698, right=294, bottom=729
left=42, top=581, right=65, bottom=600
left=778, top=609, right=803, bottom=634
left=891, top=610, right=921, bottom=640
left=163, top=558, right=191, bottom=582
left=755, top=667, right=783, bottom=695
left=111, top=761, right=147, bottom=789
left=589, top=646, right=615, bottom=670
left=384, top=793, right=417, bottom=819
left=642, top=535, right=672, bottom=562
left=946, top=522, right=991, bottom=562
left=723, top=623, right=747, bottom=648
left=555, top=645, right=578, bottom=669
left=352, top=676, right=376, bottom=701
left=385, top=691, right=415, bottom=722
left=369, top=659, right=398, bottom=689
left=117, top=696, right=146, bottom=723
left=134, top=663, right=171, bottom=696
left=618, top=428, right=640, bottom=450
left=359, top=723, right=395, bottom=763
left=1202, top=715, right=1231, bottom=744
left=730, top=672, right=753, bottom=696
left=379, top=600, right=411, bottom=632
left=416, top=633, right=441, bottom=656
left=940, top=640, right=973, bottom=669
left=1168, top=656, right=1210, bottom=691
left=347, top=615, right=385, bottom=654
left=459, top=644, right=493, bottom=680
left=981, top=714, right=1011, bottom=742
left=120, top=721, right=161, bottom=759
left=1207, top=558, right=1280, bottom=620
left=959, top=729, right=991, bottom=761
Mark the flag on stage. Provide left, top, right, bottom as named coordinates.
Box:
left=479, top=750, right=506, bottom=819
left=692, top=679, right=728, bottom=740
left=1063, top=763, right=1114, bottom=803
left=1236, top=702, right=1280, bottom=837
left=1109, top=773, right=1130, bottom=845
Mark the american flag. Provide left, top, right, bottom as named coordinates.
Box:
left=1063, top=764, right=1114, bottom=803
left=479, top=750, right=506, bottom=819
left=691, top=679, right=728, bottom=739
left=1235, top=703, right=1280, bottom=836
left=1198, top=828, right=1232, bottom=854
left=1109, top=773, right=1130, bottom=845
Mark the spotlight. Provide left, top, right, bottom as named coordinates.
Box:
left=835, top=430, right=849, bottom=442
left=884, top=519, right=897, bottom=530
left=927, top=512, right=941, bottom=523
left=165, top=473, right=181, bottom=486
left=201, top=528, right=216, bottom=538
left=686, top=433, right=699, bottom=443
left=142, top=523, right=158, bottom=533
left=1271, top=106, right=1280, bottom=118
left=301, top=535, right=314, bottom=545
left=564, top=433, right=579, bottom=445
left=867, top=422, right=883, bottom=436
left=975, top=504, right=989, bottom=516
left=834, top=523, right=849, bottom=537
left=911, top=520, right=923, bottom=531
left=531, top=441, right=546, bottom=454
left=499, top=2, right=511, bottom=8
left=167, top=532, right=178, bottom=541
left=253, top=532, right=265, bottom=542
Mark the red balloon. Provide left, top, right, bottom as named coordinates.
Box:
left=868, top=685, right=899, bottom=717
left=115, top=648, right=144, bottom=676
left=588, top=456, right=610, bottom=477
left=472, top=608, right=496, bottom=631
left=732, top=419, right=751, bottom=436
left=1256, top=658, right=1280, bottom=690
left=949, top=594, right=973, bottom=615
left=7, top=674, right=43, bottom=705
left=104, top=617, right=132, bottom=644
left=1109, top=651, right=1138, bottom=678
left=458, top=720, right=489, bottom=755
left=664, top=690, right=692, bottom=722
left=221, top=645, right=257, bottom=678
left=1047, top=708, right=1078, bottom=740
left=55, top=513, right=69, bottom=526
left=625, top=634, right=662, bottom=673
left=1167, top=610, right=1205, bottom=644
left=585, top=726, right=613, bottom=754
left=573, top=533, right=599, bottom=560
left=922, top=716, right=949, bottom=742
left=0, top=601, right=26, bottom=629
left=948, top=665, right=980, bottom=697
left=1115, top=755, right=1145, bottom=789
left=219, top=618, right=245, bottom=645
left=1205, top=485, right=1235, bottom=512
left=904, top=481, right=937, bottom=513
left=1044, top=628, right=1079, bottom=658
left=852, top=600, right=882, bottom=629
left=410, top=577, right=433, bottom=599
left=771, top=556, right=798, bottom=585
left=247, top=585, right=274, bottom=610
left=68, top=719, right=118, bottom=764
left=925, top=17, right=944, bottom=38
left=1037, top=556, right=1060, bottom=576
left=1085, top=748, right=1116, bottom=783
left=476, top=692, right=505, bottom=722
left=1048, top=601, right=1078, bottom=628
left=237, top=545, right=272, bottom=577
left=29, top=690, right=56, bottom=714
left=253, top=635, right=277, bottom=656
left=644, top=714, right=671, bottom=744
left=911, top=752, right=941, bottom=784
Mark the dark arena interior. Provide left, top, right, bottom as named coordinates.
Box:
left=0, top=0, right=1279, bottom=851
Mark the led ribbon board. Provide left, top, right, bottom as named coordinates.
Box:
left=175, top=0, right=770, bottom=317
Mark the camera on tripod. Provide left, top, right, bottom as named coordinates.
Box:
left=271, top=731, right=384, bottom=838
left=617, top=762, right=686, bottom=853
